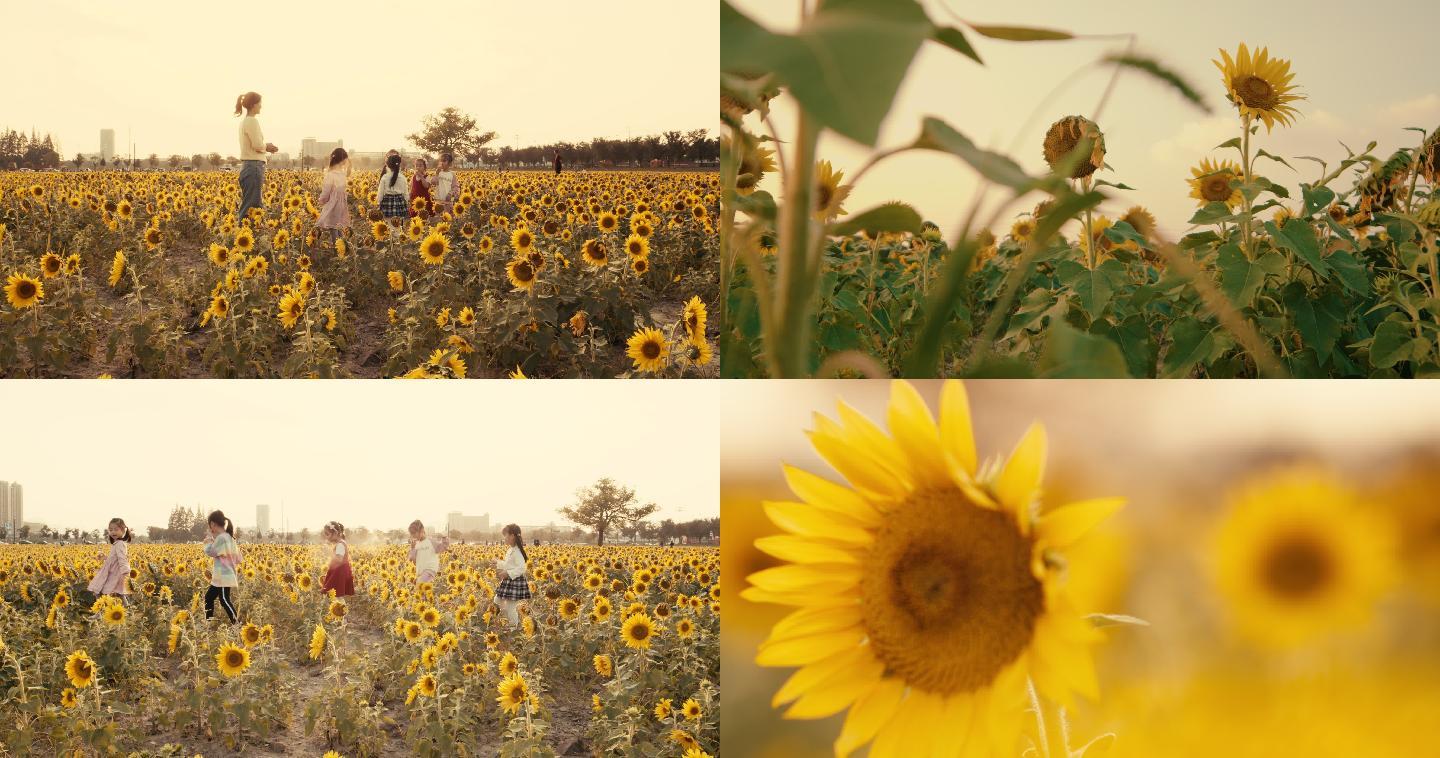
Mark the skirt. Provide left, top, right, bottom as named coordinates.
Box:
left=380, top=193, right=409, bottom=218
left=496, top=575, right=532, bottom=600
left=321, top=560, right=355, bottom=597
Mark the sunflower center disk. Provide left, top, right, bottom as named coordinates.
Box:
left=1202, top=175, right=1233, bottom=202
left=861, top=488, right=1044, bottom=696
left=1236, top=75, right=1278, bottom=109
left=1260, top=533, right=1334, bottom=600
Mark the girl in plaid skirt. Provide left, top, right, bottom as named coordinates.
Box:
left=494, top=523, right=532, bottom=627
left=377, top=152, right=410, bottom=224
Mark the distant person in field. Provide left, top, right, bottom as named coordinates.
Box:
left=315, top=147, right=350, bottom=240
left=409, top=157, right=434, bottom=218
left=553, top=151, right=562, bottom=175
left=407, top=519, right=447, bottom=587
left=431, top=152, right=458, bottom=215
left=233, top=91, right=278, bottom=222
left=87, top=517, right=133, bottom=601
left=202, top=510, right=242, bottom=623
left=319, top=521, right=355, bottom=597
left=494, top=523, right=532, bottom=627
left=377, top=152, right=410, bottom=226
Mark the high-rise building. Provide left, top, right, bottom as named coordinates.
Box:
left=256, top=504, right=271, bottom=537
left=0, top=480, right=10, bottom=536
left=300, top=138, right=343, bottom=164
left=100, top=129, right=115, bottom=162
left=4, top=482, right=21, bottom=537
left=446, top=511, right=491, bottom=534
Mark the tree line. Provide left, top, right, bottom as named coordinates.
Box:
left=0, top=128, right=62, bottom=170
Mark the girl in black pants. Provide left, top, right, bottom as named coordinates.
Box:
left=202, top=510, right=242, bottom=622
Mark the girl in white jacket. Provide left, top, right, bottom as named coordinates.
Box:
left=493, top=523, right=532, bottom=626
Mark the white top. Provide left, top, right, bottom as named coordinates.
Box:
left=412, top=537, right=439, bottom=575
left=497, top=546, right=526, bottom=579
left=238, top=116, right=267, bottom=162
left=377, top=169, right=410, bottom=199
left=433, top=170, right=457, bottom=201
left=334, top=542, right=346, bottom=557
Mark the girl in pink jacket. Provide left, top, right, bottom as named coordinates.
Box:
left=87, top=518, right=133, bottom=599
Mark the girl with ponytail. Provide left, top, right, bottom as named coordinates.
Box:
left=377, top=151, right=410, bottom=225
left=87, top=517, right=133, bottom=600
left=320, top=521, right=355, bottom=597
left=494, top=524, right=532, bottom=627
left=234, top=91, right=277, bottom=222
left=203, top=510, right=243, bottom=623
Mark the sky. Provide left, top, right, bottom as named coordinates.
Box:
left=7, top=0, right=717, bottom=159
left=732, top=0, right=1440, bottom=239
left=1, top=380, right=720, bottom=534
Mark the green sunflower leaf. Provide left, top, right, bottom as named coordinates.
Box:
left=1101, top=53, right=1210, bottom=114
left=828, top=202, right=924, bottom=237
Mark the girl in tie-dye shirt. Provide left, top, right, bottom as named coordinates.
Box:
left=202, top=509, right=243, bottom=623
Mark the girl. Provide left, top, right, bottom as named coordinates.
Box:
left=87, top=517, right=132, bottom=600
left=409, top=157, right=434, bottom=218
left=377, top=153, right=410, bottom=226
left=320, top=521, right=355, bottom=597
left=494, top=524, right=532, bottom=626
left=234, top=91, right=278, bottom=221
left=407, top=520, right=441, bottom=586
left=202, top=510, right=242, bottom=623
left=431, top=152, right=458, bottom=215
left=316, top=147, right=351, bottom=239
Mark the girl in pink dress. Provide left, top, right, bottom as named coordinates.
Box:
left=87, top=518, right=133, bottom=600
left=316, top=147, right=351, bottom=243
left=319, top=521, right=355, bottom=597
left=409, top=157, right=434, bottom=219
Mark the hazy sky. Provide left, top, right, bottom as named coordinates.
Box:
left=733, top=0, right=1440, bottom=239
left=2, top=380, right=719, bottom=534
left=8, top=0, right=716, bottom=158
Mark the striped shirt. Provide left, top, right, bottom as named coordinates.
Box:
left=204, top=532, right=243, bottom=587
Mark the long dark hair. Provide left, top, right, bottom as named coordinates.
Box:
left=384, top=154, right=402, bottom=188
left=208, top=509, right=235, bottom=538
left=234, top=92, right=260, bottom=116
left=108, top=517, right=132, bottom=543
left=503, top=524, right=527, bottom=563
left=328, top=147, right=348, bottom=168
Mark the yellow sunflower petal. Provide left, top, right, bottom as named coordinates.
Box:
left=754, top=535, right=862, bottom=565
left=756, top=627, right=866, bottom=667
left=782, top=464, right=882, bottom=527
left=1036, top=497, right=1125, bottom=549
left=939, top=380, right=978, bottom=477
left=833, top=677, right=906, bottom=758
left=769, top=604, right=865, bottom=645
left=748, top=564, right=863, bottom=595
left=809, top=415, right=911, bottom=502
left=870, top=689, right=947, bottom=756
left=773, top=643, right=873, bottom=707
left=782, top=650, right=885, bottom=719
left=993, top=422, right=1047, bottom=523
left=885, top=381, right=947, bottom=486
left=763, top=501, right=874, bottom=546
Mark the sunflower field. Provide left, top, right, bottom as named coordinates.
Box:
left=0, top=542, right=720, bottom=756
left=721, top=0, right=1440, bottom=378
left=0, top=169, right=718, bottom=378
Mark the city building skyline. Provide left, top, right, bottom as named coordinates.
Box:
left=99, top=128, right=114, bottom=162
left=446, top=511, right=491, bottom=535
left=256, top=503, right=270, bottom=537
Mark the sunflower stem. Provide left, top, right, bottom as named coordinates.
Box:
left=1082, top=177, right=1096, bottom=270
left=1239, top=114, right=1254, bottom=261
left=772, top=111, right=821, bottom=378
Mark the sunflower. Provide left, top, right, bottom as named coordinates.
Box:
left=4, top=273, right=42, bottom=309
left=682, top=698, right=702, bottom=720
left=60, top=688, right=79, bottom=709
left=208, top=244, right=231, bottom=267
left=683, top=296, right=707, bottom=341
left=626, top=327, right=668, bottom=374
left=744, top=380, right=1124, bottom=757
left=1043, top=116, right=1106, bottom=179
left=233, top=228, right=254, bottom=252
left=103, top=603, right=126, bottom=625
left=278, top=291, right=306, bottom=329
left=420, top=231, right=449, bottom=265
left=578, top=239, right=607, bottom=267
left=499, top=651, right=519, bottom=677
left=1188, top=158, right=1246, bottom=209
left=630, top=256, right=649, bottom=276
left=676, top=617, right=696, bottom=639
left=216, top=642, right=251, bottom=677
left=40, top=252, right=62, bottom=278
left=1120, top=206, right=1158, bottom=240
left=208, top=293, right=229, bottom=322
left=417, top=673, right=438, bottom=697
left=813, top=160, right=853, bottom=222
left=736, top=141, right=777, bottom=196
left=598, top=211, right=619, bottom=233
left=508, top=365, right=528, bottom=379
left=497, top=673, right=529, bottom=715
left=593, top=653, right=612, bottom=676
left=328, top=599, right=348, bottom=621
left=426, top=348, right=467, bottom=379
left=511, top=227, right=535, bottom=254
left=1010, top=216, right=1036, bottom=244
left=506, top=258, right=537, bottom=292
left=621, top=611, right=656, bottom=650
left=655, top=698, right=674, bottom=720
left=1214, top=467, right=1397, bottom=649
left=65, top=649, right=97, bottom=689
left=684, top=339, right=713, bottom=368
left=241, top=622, right=264, bottom=647
left=624, top=234, right=650, bottom=259
left=309, top=624, right=327, bottom=660
left=335, top=238, right=349, bottom=258
left=371, top=220, right=391, bottom=242
left=1214, top=43, right=1304, bottom=131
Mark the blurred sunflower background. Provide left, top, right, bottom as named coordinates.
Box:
left=722, top=381, right=1440, bottom=757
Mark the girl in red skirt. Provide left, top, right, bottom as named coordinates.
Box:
left=409, top=157, right=434, bottom=218
left=320, top=521, right=355, bottom=597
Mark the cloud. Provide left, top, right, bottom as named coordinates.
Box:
left=1380, top=94, right=1440, bottom=125
left=1148, top=116, right=1235, bottom=164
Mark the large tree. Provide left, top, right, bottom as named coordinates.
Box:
left=560, top=478, right=657, bottom=546
left=407, top=107, right=497, bottom=158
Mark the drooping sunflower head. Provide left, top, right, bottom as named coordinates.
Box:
left=1043, top=116, right=1106, bottom=179
left=1214, top=467, right=1397, bottom=649
left=744, top=380, right=1124, bottom=757
left=813, top=160, right=853, bottom=222
left=1214, top=43, right=1304, bottom=131
left=309, top=623, right=327, bottom=660
left=1188, top=157, right=1245, bottom=209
